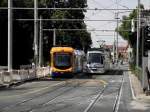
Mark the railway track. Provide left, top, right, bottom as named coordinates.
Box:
left=83, top=70, right=125, bottom=112
left=0, top=69, right=125, bottom=112
left=29, top=70, right=124, bottom=112
left=1, top=79, right=89, bottom=112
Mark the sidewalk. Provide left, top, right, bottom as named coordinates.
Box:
left=129, top=71, right=150, bottom=112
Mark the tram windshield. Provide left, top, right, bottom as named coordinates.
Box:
left=88, top=53, right=103, bottom=64
left=54, top=53, right=72, bottom=69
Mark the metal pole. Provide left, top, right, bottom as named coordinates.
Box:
left=115, top=12, right=119, bottom=63
left=113, top=32, right=116, bottom=63
left=116, top=13, right=119, bottom=62
left=53, top=28, right=56, bottom=46
left=136, top=0, right=140, bottom=67
left=39, top=16, right=43, bottom=67
left=34, top=0, right=38, bottom=67
left=8, top=0, right=13, bottom=71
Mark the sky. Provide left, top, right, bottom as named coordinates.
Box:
left=85, top=0, right=150, bottom=47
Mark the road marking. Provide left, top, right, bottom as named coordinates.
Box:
left=128, top=71, right=136, bottom=100
left=99, top=80, right=108, bottom=85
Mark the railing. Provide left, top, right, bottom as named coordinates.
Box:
left=0, top=67, right=50, bottom=87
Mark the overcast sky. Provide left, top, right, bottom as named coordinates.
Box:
left=85, top=0, right=150, bottom=47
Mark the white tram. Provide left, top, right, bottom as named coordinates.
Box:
left=85, top=48, right=110, bottom=74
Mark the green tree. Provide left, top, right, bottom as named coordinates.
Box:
left=0, top=0, right=92, bottom=68
left=117, top=4, right=144, bottom=66
left=51, top=0, right=92, bottom=51
left=0, top=0, right=7, bottom=66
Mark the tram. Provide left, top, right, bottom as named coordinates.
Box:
left=86, top=48, right=110, bottom=74
left=50, top=47, right=85, bottom=77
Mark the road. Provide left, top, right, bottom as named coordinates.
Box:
left=0, top=64, right=143, bottom=112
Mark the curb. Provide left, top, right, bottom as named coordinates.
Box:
left=128, top=72, right=136, bottom=100
left=128, top=70, right=150, bottom=101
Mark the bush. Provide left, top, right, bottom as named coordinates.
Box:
left=130, top=63, right=142, bottom=83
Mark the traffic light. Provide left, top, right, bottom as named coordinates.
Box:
left=143, top=25, right=150, bottom=56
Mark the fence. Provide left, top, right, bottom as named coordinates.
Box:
left=0, top=67, right=50, bottom=87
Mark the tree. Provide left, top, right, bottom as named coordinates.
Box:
left=0, top=0, right=92, bottom=68
left=51, top=0, right=92, bottom=51
left=0, top=0, right=8, bottom=66
left=117, top=4, right=144, bottom=66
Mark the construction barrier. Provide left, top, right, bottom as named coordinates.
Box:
left=11, top=70, right=21, bottom=83
left=36, top=67, right=50, bottom=78
left=3, top=71, right=12, bottom=85
left=0, top=67, right=49, bottom=87
left=0, top=72, right=4, bottom=85
left=28, top=69, right=36, bottom=79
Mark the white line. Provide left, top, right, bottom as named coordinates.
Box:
left=114, top=73, right=125, bottom=112
left=113, top=92, right=119, bottom=110
left=128, top=72, right=136, bottom=100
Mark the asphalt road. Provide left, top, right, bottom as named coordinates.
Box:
left=0, top=64, right=138, bottom=112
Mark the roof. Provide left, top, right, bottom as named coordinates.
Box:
left=88, top=48, right=105, bottom=52
left=50, top=47, right=74, bottom=53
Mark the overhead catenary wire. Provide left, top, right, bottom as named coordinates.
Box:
left=0, top=7, right=136, bottom=10
left=15, top=18, right=136, bottom=22
left=43, top=28, right=131, bottom=32
left=91, top=0, right=116, bottom=14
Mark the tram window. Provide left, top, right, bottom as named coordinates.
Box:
left=88, top=53, right=101, bottom=63
left=54, top=53, right=72, bottom=68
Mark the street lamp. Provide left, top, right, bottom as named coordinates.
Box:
left=115, top=12, right=119, bottom=63
left=33, top=0, right=38, bottom=74
left=8, top=0, right=13, bottom=71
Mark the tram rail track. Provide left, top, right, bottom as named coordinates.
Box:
left=83, top=70, right=125, bottom=112
left=1, top=70, right=125, bottom=112
left=0, top=79, right=79, bottom=111
left=113, top=71, right=125, bottom=112
left=1, top=79, right=89, bottom=112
